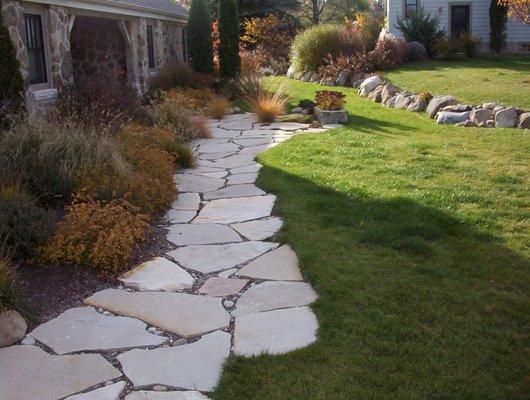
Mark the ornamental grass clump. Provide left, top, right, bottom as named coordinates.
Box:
left=239, top=74, right=288, bottom=122
left=208, top=95, right=231, bottom=119
left=315, top=90, right=346, bottom=111
left=0, top=245, right=26, bottom=316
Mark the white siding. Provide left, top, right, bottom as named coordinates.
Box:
left=386, top=0, right=530, bottom=49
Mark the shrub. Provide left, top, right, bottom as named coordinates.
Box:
left=149, top=62, right=212, bottom=93
left=208, top=95, right=231, bottom=119
left=0, top=6, right=25, bottom=131
left=419, top=91, right=433, bottom=103
left=490, top=0, right=508, bottom=53
left=396, top=7, right=446, bottom=56
left=0, top=181, right=53, bottom=259
left=240, top=48, right=267, bottom=73
left=339, top=20, right=365, bottom=56
left=291, top=24, right=342, bottom=73
left=355, top=12, right=383, bottom=51
left=188, top=0, right=214, bottom=74
left=239, top=74, right=287, bottom=122
left=153, top=100, right=212, bottom=141
left=0, top=247, right=26, bottom=316
left=459, top=33, right=481, bottom=58
left=0, top=121, right=127, bottom=206
left=219, top=0, right=241, bottom=79
left=318, top=54, right=356, bottom=79
left=315, top=90, right=346, bottom=110
left=371, top=35, right=409, bottom=70
left=299, top=99, right=316, bottom=113
left=434, top=37, right=461, bottom=60
left=407, top=41, right=428, bottom=61
left=40, top=200, right=150, bottom=275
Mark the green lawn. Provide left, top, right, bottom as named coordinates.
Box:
left=213, top=78, right=529, bottom=399
left=385, top=56, right=530, bottom=109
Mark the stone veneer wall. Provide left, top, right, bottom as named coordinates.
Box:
left=2, top=0, right=29, bottom=84
left=48, top=6, right=73, bottom=88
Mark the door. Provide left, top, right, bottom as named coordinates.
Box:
left=451, top=5, right=471, bottom=36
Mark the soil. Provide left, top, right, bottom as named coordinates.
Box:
left=16, top=218, right=171, bottom=328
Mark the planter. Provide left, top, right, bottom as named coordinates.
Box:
left=314, top=107, right=348, bottom=125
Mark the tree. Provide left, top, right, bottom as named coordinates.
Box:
left=219, top=0, right=240, bottom=79
left=187, top=0, right=214, bottom=74
left=238, top=0, right=301, bottom=18
left=497, top=0, right=529, bottom=24
left=0, top=4, right=25, bottom=129
left=299, top=0, right=328, bottom=24
left=490, top=0, right=508, bottom=52
left=299, top=0, right=368, bottom=24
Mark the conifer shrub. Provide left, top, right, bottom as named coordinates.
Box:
left=188, top=0, right=214, bottom=74
left=489, top=0, right=507, bottom=52
left=219, top=0, right=241, bottom=79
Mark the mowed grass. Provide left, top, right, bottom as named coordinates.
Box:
left=385, top=55, right=530, bottom=109
left=213, top=77, right=530, bottom=399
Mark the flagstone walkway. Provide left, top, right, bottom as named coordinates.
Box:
left=0, top=113, right=330, bottom=400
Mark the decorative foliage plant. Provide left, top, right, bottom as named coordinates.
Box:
left=395, top=7, right=445, bottom=56
left=315, top=90, right=346, bottom=110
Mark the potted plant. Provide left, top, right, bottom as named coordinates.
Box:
left=314, top=90, right=348, bottom=124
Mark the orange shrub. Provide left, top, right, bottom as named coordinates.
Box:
left=40, top=200, right=150, bottom=275
left=208, top=95, right=231, bottom=119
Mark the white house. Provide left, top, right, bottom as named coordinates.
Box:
left=385, top=0, right=530, bottom=52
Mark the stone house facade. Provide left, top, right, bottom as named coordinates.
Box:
left=2, top=0, right=188, bottom=117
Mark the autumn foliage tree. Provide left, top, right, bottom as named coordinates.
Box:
left=497, top=0, right=530, bottom=24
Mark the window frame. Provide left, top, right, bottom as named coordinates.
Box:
left=146, top=24, right=156, bottom=69
left=181, top=27, right=187, bottom=62
left=404, top=0, right=419, bottom=18
left=23, top=5, right=52, bottom=90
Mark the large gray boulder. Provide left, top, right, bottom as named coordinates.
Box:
left=381, top=84, right=400, bottom=104
left=359, top=76, right=384, bottom=97
left=427, top=95, right=457, bottom=118
left=470, top=108, right=495, bottom=127
left=368, top=85, right=384, bottom=103
left=335, top=70, right=350, bottom=86
left=0, top=310, right=27, bottom=347
left=408, top=98, right=427, bottom=112
left=517, top=112, right=530, bottom=129
left=407, top=41, right=427, bottom=61
left=286, top=65, right=296, bottom=78
left=300, top=71, right=313, bottom=82
left=394, top=92, right=415, bottom=109
left=495, top=107, right=518, bottom=128
left=436, top=111, right=471, bottom=125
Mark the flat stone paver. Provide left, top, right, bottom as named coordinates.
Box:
left=66, top=382, right=126, bottom=400
left=85, top=289, right=230, bottom=338
left=202, top=184, right=265, bottom=201
left=230, top=164, right=261, bottom=174
left=118, top=257, right=195, bottom=292
left=233, top=307, right=318, bottom=357
left=194, top=195, right=276, bottom=224
left=234, top=138, right=274, bottom=147
left=198, top=277, right=249, bottom=297
left=209, top=153, right=256, bottom=169
left=170, top=193, right=201, bottom=211
left=0, top=345, right=121, bottom=400
left=196, top=170, right=228, bottom=179
left=226, top=172, right=258, bottom=185
left=167, top=241, right=278, bottom=274
left=232, top=282, right=317, bottom=316
left=198, top=142, right=239, bottom=154
left=167, top=224, right=242, bottom=246
left=176, top=174, right=225, bottom=193
left=236, top=245, right=303, bottom=281
left=126, top=392, right=210, bottom=400
left=119, top=331, right=230, bottom=392
left=167, top=210, right=197, bottom=224
left=30, top=307, right=166, bottom=354
left=231, top=217, right=283, bottom=240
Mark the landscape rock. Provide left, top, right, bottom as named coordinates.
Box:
left=442, top=104, right=471, bottom=112
left=231, top=217, right=283, bottom=240
left=359, top=76, right=384, bottom=97
left=394, top=92, right=415, bottom=109
left=118, top=257, right=195, bottom=291
left=352, top=79, right=364, bottom=88
left=291, top=107, right=303, bottom=114
left=335, top=70, right=350, bottom=86
left=495, top=107, right=518, bottom=128
left=301, top=71, right=313, bottom=82
left=367, top=85, right=384, bottom=102
left=198, top=277, right=249, bottom=297
left=436, top=111, right=471, bottom=125
left=85, top=289, right=230, bottom=337
left=0, top=310, right=26, bottom=347
left=65, top=381, right=126, bottom=400
left=407, top=98, right=427, bottom=112
left=309, top=73, right=321, bottom=83
left=385, top=95, right=397, bottom=108
left=381, top=83, right=400, bottom=104
left=233, top=307, right=318, bottom=357
left=314, top=107, right=348, bottom=124
left=407, top=41, right=427, bottom=60
left=286, top=65, right=296, bottom=79
left=483, top=102, right=498, bottom=110
left=167, top=224, right=242, bottom=246
left=349, top=72, right=367, bottom=87
left=0, top=345, right=121, bottom=400
left=470, top=108, right=495, bottom=126
left=486, top=119, right=495, bottom=128
left=456, top=119, right=476, bottom=127
left=118, top=331, right=230, bottom=392
left=427, top=95, right=457, bottom=118
left=517, top=112, right=530, bottom=129
left=236, top=245, right=303, bottom=281
left=321, top=76, right=336, bottom=86
left=258, top=67, right=274, bottom=76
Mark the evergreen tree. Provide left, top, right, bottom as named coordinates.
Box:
left=0, top=3, right=25, bottom=129
left=187, top=0, right=214, bottom=74
left=219, top=0, right=240, bottom=79
left=490, top=0, right=508, bottom=52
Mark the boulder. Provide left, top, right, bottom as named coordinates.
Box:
left=259, top=67, right=274, bottom=76
left=367, top=85, right=384, bottom=103
left=482, top=102, right=498, bottom=110
left=359, top=76, right=384, bottom=97
left=495, top=107, right=518, bottom=128
left=321, top=76, right=336, bottom=86
left=408, top=98, right=427, bottom=112
left=486, top=120, right=495, bottom=128
left=352, top=79, right=364, bottom=88
left=426, top=95, right=457, bottom=118
left=286, top=65, right=296, bottom=79
left=301, top=71, right=313, bottom=82
left=335, top=70, right=350, bottom=86
left=385, top=95, right=397, bottom=108
left=381, top=84, right=400, bottom=104
left=456, top=119, right=476, bottom=127
left=309, top=73, right=321, bottom=83
left=436, top=111, right=471, bottom=125
left=0, top=310, right=27, bottom=347
left=443, top=104, right=472, bottom=112
left=394, top=92, right=415, bottom=109
left=291, top=107, right=303, bottom=114
left=407, top=41, right=427, bottom=61
left=517, top=112, right=530, bottom=129
left=470, top=108, right=495, bottom=127
left=350, top=72, right=368, bottom=86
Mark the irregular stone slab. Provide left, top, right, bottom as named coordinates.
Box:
left=233, top=307, right=318, bottom=356
left=234, top=138, right=274, bottom=147
left=168, top=242, right=278, bottom=274
left=195, top=170, right=229, bottom=179
left=211, top=153, right=257, bottom=169
left=230, top=164, right=261, bottom=174
left=236, top=245, right=303, bottom=281
left=167, top=224, right=242, bottom=246
left=0, top=345, right=121, bottom=400
left=85, top=289, right=229, bottom=338
left=66, top=382, right=126, bottom=400
left=119, top=258, right=195, bottom=292
left=231, top=217, right=283, bottom=240
left=167, top=210, right=196, bottom=224
left=30, top=307, right=166, bottom=354
left=198, top=142, right=239, bottom=154
left=209, top=129, right=242, bottom=139
left=226, top=172, right=258, bottom=185
left=119, top=331, right=230, bottom=392
left=217, top=268, right=238, bottom=278
left=194, top=195, right=276, bottom=224
left=170, top=193, right=201, bottom=211
left=182, top=166, right=226, bottom=175
left=198, top=277, right=249, bottom=297
left=198, top=151, right=238, bottom=160
left=126, top=391, right=210, bottom=400
left=176, top=174, right=225, bottom=193
left=495, top=107, right=518, bottom=128
left=0, top=310, right=26, bottom=347
left=427, top=95, right=457, bottom=118
left=232, top=281, right=317, bottom=316
left=203, top=184, right=265, bottom=200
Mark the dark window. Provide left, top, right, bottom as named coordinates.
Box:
left=451, top=5, right=471, bottom=36
left=181, top=28, right=187, bottom=62
left=25, top=14, right=47, bottom=84
left=146, top=24, right=155, bottom=68
left=405, top=0, right=418, bottom=18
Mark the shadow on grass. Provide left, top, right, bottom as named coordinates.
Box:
left=213, top=164, right=529, bottom=400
